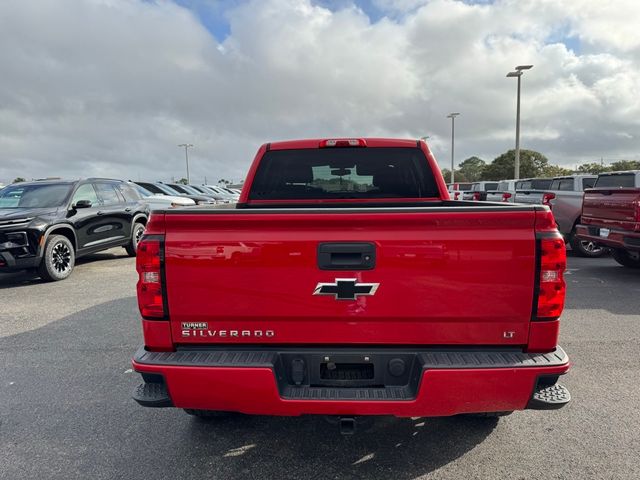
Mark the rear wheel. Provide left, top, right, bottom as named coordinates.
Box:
left=125, top=221, right=146, bottom=257
left=611, top=249, right=640, bottom=268
left=38, top=235, right=75, bottom=281
left=569, top=233, right=606, bottom=258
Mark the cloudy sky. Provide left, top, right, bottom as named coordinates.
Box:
left=1, top=0, right=639, bottom=185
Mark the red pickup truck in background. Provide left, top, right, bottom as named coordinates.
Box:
left=577, top=170, right=640, bottom=268
left=131, top=138, right=570, bottom=432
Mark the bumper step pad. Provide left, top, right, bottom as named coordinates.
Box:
left=132, top=382, right=173, bottom=408
left=527, top=383, right=571, bottom=410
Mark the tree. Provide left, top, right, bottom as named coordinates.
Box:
left=176, top=178, right=188, bottom=185
left=481, top=149, right=550, bottom=180
left=218, top=179, right=231, bottom=185
left=457, top=157, right=486, bottom=182
left=542, top=164, right=573, bottom=177
left=12, top=177, right=26, bottom=183
left=610, top=160, right=640, bottom=171
left=440, top=169, right=468, bottom=183
left=577, top=163, right=611, bottom=175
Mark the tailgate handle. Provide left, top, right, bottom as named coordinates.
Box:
left=317, top=243, right=376, bottom=270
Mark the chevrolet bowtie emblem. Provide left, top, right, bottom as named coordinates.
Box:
left=313, top=278, right=380, bottom=301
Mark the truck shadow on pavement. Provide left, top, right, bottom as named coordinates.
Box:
left=0, top=296, right=498, bottom=480
left=180, top=413, right=498, bottom=479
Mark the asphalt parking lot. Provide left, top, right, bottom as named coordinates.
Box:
left=1, top=250, right=639, bottom=480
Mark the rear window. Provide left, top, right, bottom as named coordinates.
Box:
left=472, top=182, right=498, bottom=191
left=516, top=179, right=552, bottom=190
left=249, top=148, right=439, bottom=200
left=582, top=178, right=596, bottom=189
left=497, top=181, right=512, bottom=191
left=550, top=178, right=574, bottom=191
left=594, top=173, right=636, bottom=188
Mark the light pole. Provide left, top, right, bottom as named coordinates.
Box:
left=178, top=144, right=193, bottom=183
left=446, top=113, right=460, bottom=184
left=506, top=65, right=533, bottom=179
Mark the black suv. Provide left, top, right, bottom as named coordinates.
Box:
left=0, top=179, right=148, bottom=281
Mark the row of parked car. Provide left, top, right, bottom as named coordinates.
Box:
left=449, top=171, right=640, bottom=267
left=0, top=178, right=242, bottom=281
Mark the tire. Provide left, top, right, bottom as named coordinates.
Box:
left=569, top=233, right=606, bottom=258
left=611, top=249, right=640, bottom=269
left=37, top=234, right=76, bottom=281
left=125, top=221, right=146, bottom=257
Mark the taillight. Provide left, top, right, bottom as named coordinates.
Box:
left=536, top=237, right=566, bottom=320
left=473, top=192, right=481, bottom=201
left=319, top=138, right=367, bottom=148
left=136, top=235, right=166, bottom=319
left=542, top=192, right=556, bottom=207
left=502, top=192, right=512, bottom=202
left=454, top=192, right=460, bottom=200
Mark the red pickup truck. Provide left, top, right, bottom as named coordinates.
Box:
left=576, top=170, right=640, bottom=268
left=131, top=138, right=570, bottom=432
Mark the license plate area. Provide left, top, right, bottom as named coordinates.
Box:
left=599, top=228, right=610, bottom=238
left=320, top=362, right=374, bottom=382
left=277, top=352, right=418, bottom=389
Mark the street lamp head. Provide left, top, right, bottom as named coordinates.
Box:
left=516, top=65, right=533, bottom=71
left=506, top=71, right=521, bottom=77
left=446, top=112, right=460, bottom=118
left=178, top=143, right=194, bottom=148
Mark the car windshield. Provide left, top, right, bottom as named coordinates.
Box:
left=158, top=184, right=182, bottom=195
left=181, top=185, right=201, bottom=195
left=0, top=183, right=72, bottom=208
left=132, top=184, right=153, bottom=197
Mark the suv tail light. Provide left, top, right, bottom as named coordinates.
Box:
left=454, top=192, right=460, bottom=200
left=136, top=235, right=166, bottom=319
left=536, top=237, right=566, bottom=320
left=542, top=192, right=556, bottom=207
left=502, top=192, right=512, bottom=202
left=473, top=191, right=481, bottom=201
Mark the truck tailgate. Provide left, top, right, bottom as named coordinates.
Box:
left=582, top=189, right=640, bottom=231
left=164, top=209, right=537, bottom=346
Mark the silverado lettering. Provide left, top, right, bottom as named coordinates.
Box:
left=181, top=329, right=275, bottom=338
left=131, top=138, right=571, bottom=426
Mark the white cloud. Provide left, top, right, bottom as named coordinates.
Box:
left=1, top=0, right=639, bottom=184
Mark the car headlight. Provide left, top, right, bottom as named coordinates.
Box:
left=0, top=231, right=29, bottom=249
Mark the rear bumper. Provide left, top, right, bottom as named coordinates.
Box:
left=132, top=346, right=570, bottom=417
left=576, top=224, right=640, bottom=251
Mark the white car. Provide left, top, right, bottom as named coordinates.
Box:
left=485, top=180, right=517, bottom=203
left=204, top=185, right=240, bottom=202
left=130, top=183, right=195, bottom=208
left=447, top=182, right=473, bottom=201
